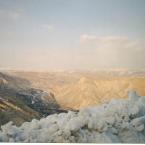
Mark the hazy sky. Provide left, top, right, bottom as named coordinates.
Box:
left=0, top=0, right=145, bottom=70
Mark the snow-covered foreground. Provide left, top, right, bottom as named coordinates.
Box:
left=1, top=91, right=145, bottom=143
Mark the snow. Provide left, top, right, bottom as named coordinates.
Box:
left=31, top=100, right=35, bottom=104
left=1, top=90, right=145, bottom=143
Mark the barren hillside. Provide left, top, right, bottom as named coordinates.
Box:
left=8, top=70, right=145, bottom=109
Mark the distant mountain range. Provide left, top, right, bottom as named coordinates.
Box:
left=7, top=70, right=145, bottom=110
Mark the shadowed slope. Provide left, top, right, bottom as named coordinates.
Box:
left=0, top=72, right=64, bottom=126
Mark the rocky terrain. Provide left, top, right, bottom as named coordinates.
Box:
left=8, top=70, right=145, bottom=109
left=1, top=70, right=145, bottom=143
left=0, top=72, right=65, bottom=126
left=1, top=70, right=145, bottom=125
left=1, top=91, right=145, bottom=143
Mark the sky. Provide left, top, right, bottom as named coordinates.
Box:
left=0, top=0, right=145, bottom=71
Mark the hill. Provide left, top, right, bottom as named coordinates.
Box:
left=8, top=70, right=145, bottom=109
left=0, top=72, right=64, bottom=126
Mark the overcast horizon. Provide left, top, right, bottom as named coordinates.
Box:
left=0, top=0, right=145, bottom=71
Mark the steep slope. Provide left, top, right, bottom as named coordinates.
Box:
left=0, top=72, right=30, bottom=90
left=0, top=96, right=39, bottom=126
left=6, top=70, right=145, bottom=110
left=0, top=72, right=63, bottom=126
left=56, top=77, right=100, bottom=109
left=56, top=76, right=145, bottom=109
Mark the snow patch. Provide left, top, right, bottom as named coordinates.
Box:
left=1, top=91, right=145, bottom=143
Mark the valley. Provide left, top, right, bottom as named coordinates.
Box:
left=7, top=70, right=145, bottom=109
left=1, top=70, right=145, bottom=126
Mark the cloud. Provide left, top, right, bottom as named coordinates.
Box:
left=80, top=34, right=97, bottom=41
left=13, top=35, right=145, bottom=70
left=41, top=24, right=54, bottom=32
left=0, top=9, right=22, bottom=20
left=80, top=34, right=130, bottom=48
left=79, top=34, right=145, bottom=69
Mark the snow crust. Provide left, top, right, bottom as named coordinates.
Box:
left=1, top=91, right=145, bottom=143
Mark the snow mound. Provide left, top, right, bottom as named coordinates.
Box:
left=1, top=91, right=145, bottom=143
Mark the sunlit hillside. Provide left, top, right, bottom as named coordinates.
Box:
left=8, top=70, right=145, bottom=109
